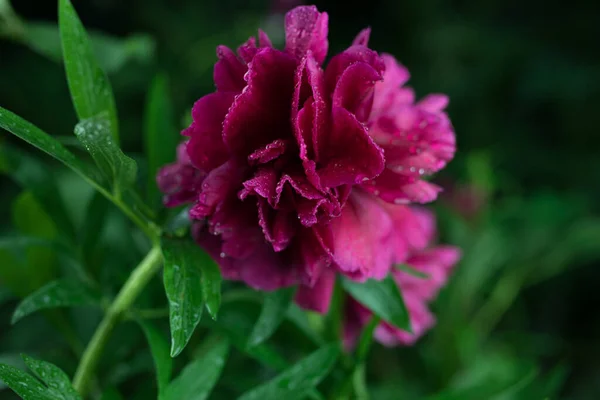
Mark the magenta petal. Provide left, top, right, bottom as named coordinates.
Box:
left=214, top=45, right=247, bottom=92
left=284, top=6, right=329, bottom=64
left=257, top=199, right=297, bottom=252
left=157, top=143, right=206, bottom=208
left=240, top=168, right=278, bottom=203
left=324, top=45, right=385, bottom=94
left=362, top=168, right=442, bottom=205
left=258, top=29, right=273, bottom=48
left=417, top=94, right=449, bottom=113
left=248, top=139, right=288, bottom=164
left=185, top=92, right=235, bottom=171
left=190, top=161, right=245, bottom=219
left=295, top=267, right=335, bottom=313
left=352, top=28, right=371, bottom=47
left=237, top=37, right=257, bottom=63
left=318, top=107, right=385, bottom=187
left=330, top=192, right=395, bottom=280
left=223, top=48, right=297, bottom=157
left=332, top=61, right=382, bottom=121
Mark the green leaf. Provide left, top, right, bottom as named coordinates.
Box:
left=6, top=192, right=59, bottom=296
left=342, top=275, right=411, bottom=331
left=199, top=251, right=222, bottom=321
left=144, top=73, right=178, bottom=207
left=74, top=115, right=137, bottom=193
left=12, top=280, right=101, bottom=324
left=58, top=0, right=119, bottom=143
left=0, top=363, right=53, bottom=400
left=395, top=264, right=429, bottom=279
left=0, top=106, right=101, bottom=187
left=237, top=344, right=340, bottom=400
left=20, top=21, right=155, bottom=73
left=163, top=340, right=229, bottom=400
left=138, top=321, right=173, bottom=397
left=248, top=287, right=295, bottom=347
left=0, top=144, right=75, bottom=240
left=21, top=354, right=81, bottom=400
left=355, top=315, right=380, bottom=362
left=161, top=237, right=205, bottom=357
left=0, top=287, right=13, bottom=306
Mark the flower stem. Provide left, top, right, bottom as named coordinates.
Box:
left=72, top=246, right=163, bottom=396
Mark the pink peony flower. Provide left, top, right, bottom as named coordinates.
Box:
left=343, top=207, right=461, bottom=348
left=157, top=5, right=457, bottom=312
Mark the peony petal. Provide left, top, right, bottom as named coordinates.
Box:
left=237, top=37, right=257, bottom=64
left=361, top=168, right=442, bottom=205
left=317, top=107, right=385, bottom=187
left=324, top=45, right=385, bottom=94
left=330, top=191, right=395, bottom=280
left=295, top=267, right=335, bottom=313
left=258, top=29, right=273, bottom=48
left=284, top=6, right=329, bottom=63
left=248, top=139, right=288, bottom=165
left=257, top=199, right=297, bottom=252
left=240, top=168, right=278, bottom=203
left=223, top=48, right=297, bottom=157
left=352, top=27, right=371, bottom=47
left=332, top=61, right=382, bottom=122
left=417, top=94, right=449, bottom=113
left=190, top=161, right=245, bottom=219
left=214, top=45, right=247, bottom=92
left=185, top=92, right=235, bottom=171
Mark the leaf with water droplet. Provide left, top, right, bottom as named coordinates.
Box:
left=74, top=114, right=137, bottom=194
left=0, top=363, right=53, bottom=400
left=162, top=339, right=229, bottom=400
left=59, top=0, right=119, bottom=143
left=21, top=354, right=82, bottom=400
left=342, top=275, right=411, bottom=331
left=138, top=320, right=173, bottom=398
left=237, top=344, right=339, bottom=400
left=162, top=237, right=206, bottom=357
left=0, top=106, right=102, bottom=188
left=247, top=287, right=296, bottom=347
left=12, top=280, right=101, bottom=324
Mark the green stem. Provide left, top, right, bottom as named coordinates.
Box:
left=72, top=246, right=163, bottom=396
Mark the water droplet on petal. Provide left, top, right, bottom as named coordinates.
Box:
left=220, top=252, right=226, bottom=258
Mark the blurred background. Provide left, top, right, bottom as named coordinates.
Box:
left=1, top=0, right=600, bottom=399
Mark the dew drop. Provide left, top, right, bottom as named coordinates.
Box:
left=409, top=167, right=416, bottom=173
left=418, top=168, right=425, bottom=175
left=394, top=198, right=403, bottom=204
left=220, top=252, right=226, bottom=258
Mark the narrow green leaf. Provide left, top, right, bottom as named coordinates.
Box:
left=138, top=321, right=173, bottom=397
left=0, top=106, right=102, bottom=187
left=342, top=275, right=411, bottom=331
left=237, top=344, right=340, bottom=400
left=161, top=237, right=205, bottom=357
left=0, top=363, right=53, bottom=400
left=144, top=73, right=178, bottom=207
left=163, top=340, right=229, bottom=400
left=395, top=264, right=429, bottom=279
left=248, top=287, right=295, bottom=347
left=0, top=144, right=75, bottom=240
left=199, top=251, right=222, bottom=321
left=74, top=115, right=137, bottom=193
left=58, top=0, right=119, bottom=143
left=12, top=280, right=101, bottom=324
left=22, top=22, right=154, bottom=73
left=356, top=315, right=380, bottom=362
left=22, top=354, right=81, bottom=400
left=285, top=304, right=325, bottom=346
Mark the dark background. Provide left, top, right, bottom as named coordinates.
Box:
left=1, top=0, right=600, bottom=398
